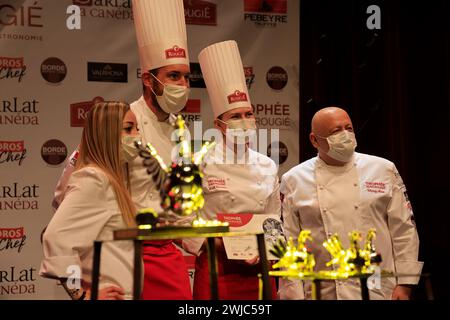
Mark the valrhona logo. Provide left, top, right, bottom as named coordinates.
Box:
left=0, top=57, right=26, bottom=83
left=0, top=266, right=36, bottom=296
left=165, top=45, right=186, bottom=59
left=0, top=141, right=27, bottom=166
left=0, top=227, right=26, bottom=254
left=0, top=183, right=39, bottom=211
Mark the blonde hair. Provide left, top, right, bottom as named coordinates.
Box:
left=76, top=101, right=136, bottom=227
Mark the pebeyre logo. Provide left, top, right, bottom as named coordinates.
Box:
left=180, top=99, right=201, bottom=123
left=243, top=0, right=288, bottom=27
left=0, top=57, right=26, bottom=83
left=0, top=227, right=26, bottom=253
left=227, top=90, right=248, bottom=104
left=165, top=45, right=187, bottom=59
left=0, top=141, right=27, bottom=166
left=70, top=96, right=104, bottom=127
left=184, top=0, right=217, bottom=26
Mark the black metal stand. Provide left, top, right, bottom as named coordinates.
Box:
left=133, top=239, right=143, bottom=300
left=91, top=241, right=102, bottom=300
left=312, top=279, right=321, bottom=300
left=360, top=277, right=370, bottom=300
left=256, top=233, right=272, bottom=300
left=89, top=227, right=269, bottom=301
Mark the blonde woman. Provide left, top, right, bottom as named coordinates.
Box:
left=40, top=101, right=141, bottom=300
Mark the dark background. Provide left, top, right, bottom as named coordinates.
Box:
left=300, top=0, right=450, bottom=299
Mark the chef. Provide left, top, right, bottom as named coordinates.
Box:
left=279, top=106, right=423, bottom=300
left=51, top=0, right=193, bottom=300
left=182, top=40, right=281, bottom=300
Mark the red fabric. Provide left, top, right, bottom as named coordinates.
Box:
left=193, top=243, right=277, bottom=300
left=141, top=240, right=192, bottom=300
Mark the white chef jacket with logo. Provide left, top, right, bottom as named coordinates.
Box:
left=182, top=142, right=281, bottom=256
left=279, top=152, right=423, bottom=300
left=40, top=167, right=137, bottom=300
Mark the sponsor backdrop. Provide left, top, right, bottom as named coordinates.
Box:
left=0, top=0, right=299, bottom=299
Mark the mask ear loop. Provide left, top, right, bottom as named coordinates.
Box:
left=149, top=73, right=164, bottom=97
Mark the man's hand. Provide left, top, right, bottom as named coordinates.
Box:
left=391, top=285, right=413, bottom=300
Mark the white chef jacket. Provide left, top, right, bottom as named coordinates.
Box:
left=279, top=152, right=423, bottom=300
left=40, top=167, right=137, bottom=299
left=182, top=142, right=281, bottom=256
left=52, top=96, right=177, bottom=213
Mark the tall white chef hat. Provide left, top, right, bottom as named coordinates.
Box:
left=198, top=40, right=251, bottom=118
left=132, top=0, right=189, bottom=71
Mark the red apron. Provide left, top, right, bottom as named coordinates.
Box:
left=141, top=240, right=192, bottom=300
left=193, top=241, right=277, bottom=300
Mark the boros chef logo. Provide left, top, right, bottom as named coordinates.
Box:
left=0, top=140, right=27, bottom=166
left=0, top=57, right=26, bottom=83
left=0, top=227, right=26, bottom=254
left=41, top=139, right=67, bottom=166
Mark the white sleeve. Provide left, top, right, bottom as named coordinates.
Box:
left=52, top=148, right=79, bottom=212
left=278, top=175, right=305, bottom=300
left=387, top=164, right=423, bottom=284
left=265, top=174, right=281, bottom=217
left=40, top=167, right=112, bottom=280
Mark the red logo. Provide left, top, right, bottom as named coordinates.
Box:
left=70, top=96, right=104, bottom=127
left=216, top=213, right=254, bottom=228
left=365, top=182, right=386, bottom=194
left=227, top=90, right=248, bottom=104
left=244, top=0, right=287, bottom=14
left=184, top=0, right=217, bottom=26
left=0, top=141, right=24, bottom=152
left=165, top=46, right=187, bottom=59
left=0, top=227, right=24, bottom=239
left=181, top=99, right=201, bottom=113
left=0, top=57, right=25, bottom=69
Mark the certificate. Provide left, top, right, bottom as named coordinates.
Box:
left=216, top=213, right=284, bottom=260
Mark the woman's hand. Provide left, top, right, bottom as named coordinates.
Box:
left=97, top=286, right=125, bottom=300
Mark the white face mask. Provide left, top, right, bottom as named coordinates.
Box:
left=121, top=134, right=141, bottom=163
left=218, top=118, right=257, bottom=145
left=317, top=130, right=357, bottom=162
left=150, top=73, right=190, bottom=114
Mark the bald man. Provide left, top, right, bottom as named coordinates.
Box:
left=279, top=107, right=423, bottom=300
